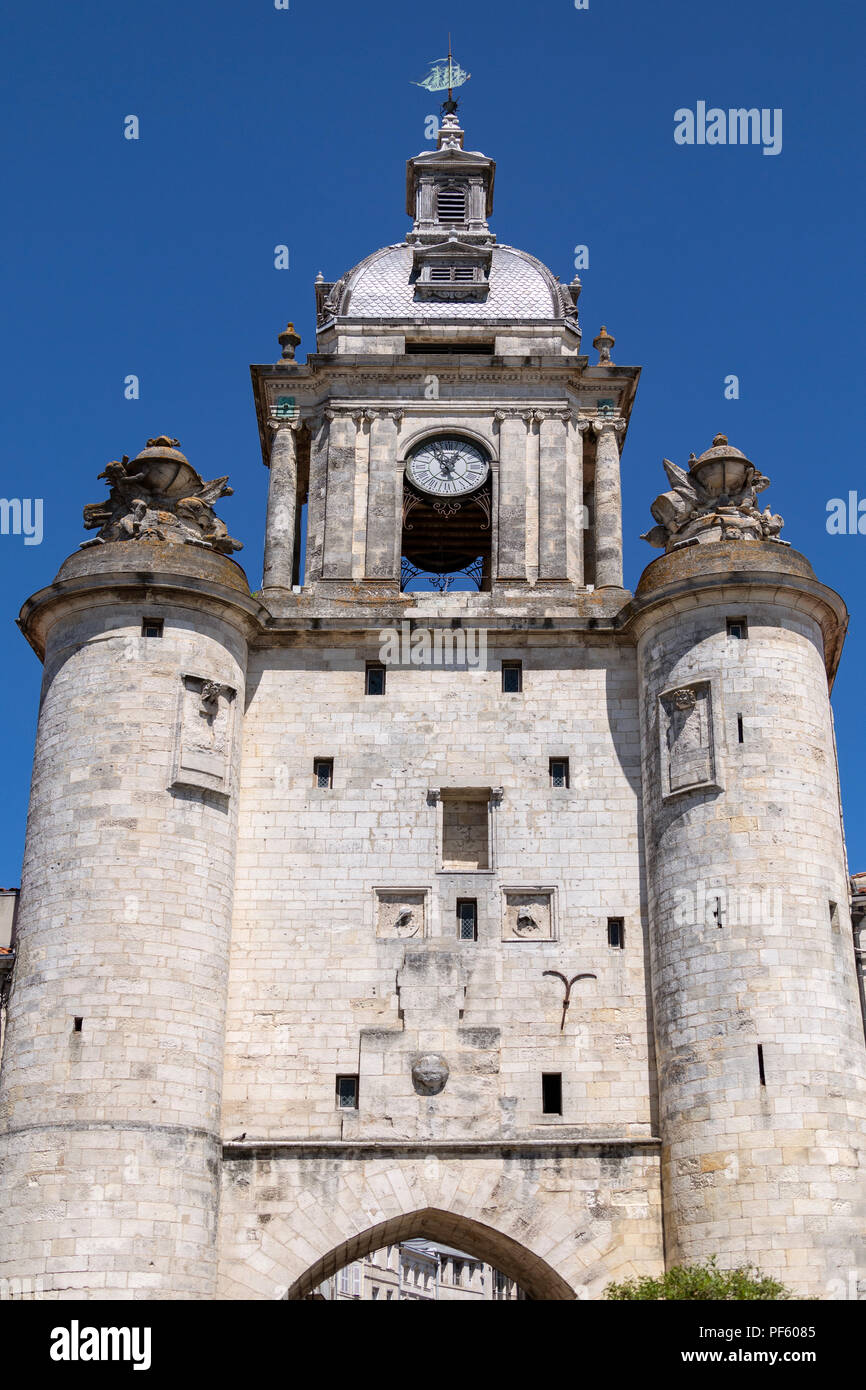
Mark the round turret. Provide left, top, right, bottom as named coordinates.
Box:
left=0, top=443, right=258, bottom=1299
left=630, top=455, right=866, bottom=1297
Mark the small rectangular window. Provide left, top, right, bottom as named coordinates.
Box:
left=607, top=917, right=624, bottom=950
left=757, top=1044, right=766, bottom=1086
left=727, top=617, right=748, bottom=639
left=142, top=618, right=163, bottom=638
left=542, top=1073, right=562, bottom=1115
left=336, top=1074, right=359, bottom=1109
left=550, top=758, right=569, bottom=788
left=830, top=901, right=840, bottom=934
left=502, top=661, right=522, bottom=693
left=457, top=899, right=478, bottom=941
left=314, top=758, right=333, bottom=789
left=73, top=1016, right=83, bottom=1033
left=737, top=714, right=744, bottom=743
left=365, top=663, right=386, bottom=696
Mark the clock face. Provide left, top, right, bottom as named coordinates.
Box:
left=406, top=436, right=489, bottom=497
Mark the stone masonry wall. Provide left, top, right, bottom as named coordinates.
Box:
left=637, top=596, right=866, bottom=1298
left=0, top=598, right=247, bottom=1298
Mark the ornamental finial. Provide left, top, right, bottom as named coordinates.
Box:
left=278, top=322, right=301, bottom=361
left=593, top=325, right=615, bottom=364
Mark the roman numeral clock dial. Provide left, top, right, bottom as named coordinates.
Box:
left=406, top=437, right=489, bottom=497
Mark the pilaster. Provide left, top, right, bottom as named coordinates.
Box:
left=364, top=410, right=403, bottom=580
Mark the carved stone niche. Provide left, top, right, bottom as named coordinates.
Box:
left=502, top=888, right=556, bottom=942
left=658, top=678, right=722, bottom=799
left=171, top=674, right=237, bottom=796
left=375, top=889, right=428, bottom=940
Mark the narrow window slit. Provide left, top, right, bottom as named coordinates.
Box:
left=542, top=1073, right=562, bottom=1115
left=607, top=917, right=624, bottom=949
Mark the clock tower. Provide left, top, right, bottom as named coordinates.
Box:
left=4, top=97, right=863, bottom=1304
left=251, top=103, right=639, bottom=601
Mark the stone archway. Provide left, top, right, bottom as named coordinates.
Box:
left=285, top=1206, right=575, bottom=1301
left=217, top=1142, right=663, bottom=1300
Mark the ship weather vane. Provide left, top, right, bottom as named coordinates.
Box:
left=412, top=34, right=471, bottom=108
left=543, top=971, right=598, bottom=1032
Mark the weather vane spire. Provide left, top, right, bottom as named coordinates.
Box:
left=412, top=36, right=471, bottom=113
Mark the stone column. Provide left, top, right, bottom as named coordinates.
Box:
left=567, top=418, right=590, bottom=586
left=304, top=412, right=330, bottom=584
left=262, top=419, right=301, bottom=591
left=496, top=412, right=528, bottom=581
left=322, top=411, right=357, bottom=580
left=538, top=413, right=569, bottom=581
left=364, top=410, right=402, bottom=580
left=593, top=418, right=626, bottom=589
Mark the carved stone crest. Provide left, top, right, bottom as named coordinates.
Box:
left=659, top=680, right=718, bottom=797
left=502, top=889, right=555, bottom=942
left=375, top=889, right=427, bottom=939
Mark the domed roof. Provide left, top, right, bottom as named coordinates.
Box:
left=335, top=242, right=570, bottom=322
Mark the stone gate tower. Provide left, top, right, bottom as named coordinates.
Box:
left=0, top=106, right=864, bottom=1300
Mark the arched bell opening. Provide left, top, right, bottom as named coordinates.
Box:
left=401, top=481, right=492, bottom=592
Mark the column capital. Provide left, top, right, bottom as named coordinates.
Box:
left=367, top=407, right=402, bottom=424
left=592, top=417, right=627, bottom=437
left=266, top=414, right=302, bottom=439
left=577, top=417, right=593, bottom=434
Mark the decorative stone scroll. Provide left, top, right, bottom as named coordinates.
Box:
left=659, top=679, right=720, bottom=797
left=171, top=674, right=237, bottom=795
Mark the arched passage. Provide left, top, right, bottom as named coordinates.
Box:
left=284, top=1206, right=576, bottom=1301
left=218, top=1143, right=663, bottom=1300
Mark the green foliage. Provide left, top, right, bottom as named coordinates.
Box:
left=604, top=1257, right=792, bottom=1301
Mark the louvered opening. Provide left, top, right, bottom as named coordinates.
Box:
left=437, top=187, right=466, bottom=221
left=427, top=265, right=476, bottom=284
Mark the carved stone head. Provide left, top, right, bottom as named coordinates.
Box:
left=411, top=1054, right=449, bottom=1096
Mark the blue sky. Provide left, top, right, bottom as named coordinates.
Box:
left=1, top=0, right=864, bottom=880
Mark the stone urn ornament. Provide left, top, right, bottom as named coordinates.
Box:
left=640, top=434, right=783, bottom=552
